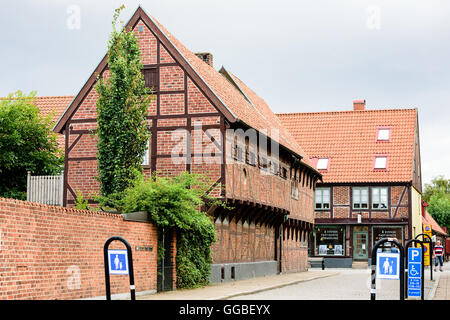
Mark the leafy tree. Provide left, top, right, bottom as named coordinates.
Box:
left=422, top=175, right=450, bottom=203
left=0, top=91, right=64, bottom=200
left=425, top=177, right=450, bottom=231
left=95, top=5, right=152, bottom=207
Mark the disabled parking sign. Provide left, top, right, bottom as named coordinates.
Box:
left=108, top=249, right=129, bottom=275
left=376, top=252, right=400, bottom=280
left=407, top=247, right=422, bottom=297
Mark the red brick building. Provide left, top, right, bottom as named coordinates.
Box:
left=278, top=100, right=423, bottom=267
left=53, top=7, right=320, bottom=285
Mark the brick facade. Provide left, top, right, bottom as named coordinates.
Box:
left=0, top=197, right=163, bottom=300
left=312, top=184, right=411, bottom=261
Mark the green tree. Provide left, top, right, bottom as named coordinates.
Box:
left=0, top=91, right=64, bottom=200
left=427, top=189, right=450, bottom=231
left=95, top=5, right=152, bottom=207
left=422, top=175, right=450, bottom=203
left=423, top=175, right=450, bottom=231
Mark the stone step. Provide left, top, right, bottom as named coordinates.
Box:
left=352, top=261, right=369, bottom=269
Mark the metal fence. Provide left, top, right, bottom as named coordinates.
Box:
left=26, top=171, right=64, bottom=206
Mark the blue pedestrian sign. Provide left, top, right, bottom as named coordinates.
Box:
left=108, top=249, right=129, bottom=275
left=376, top=252, right=400, bottom=280
left=407, top=247, right=422, bottom=298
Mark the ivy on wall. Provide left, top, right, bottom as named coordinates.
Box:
left=95, top=5, right=152, bottom=207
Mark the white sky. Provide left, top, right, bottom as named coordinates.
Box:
left=1, top=0, right=449, bottom=187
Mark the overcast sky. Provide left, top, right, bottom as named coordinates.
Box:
left=1, top=0, right=449, bottom=187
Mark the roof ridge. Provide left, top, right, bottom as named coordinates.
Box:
left=277, top=108, right=417, bottom=116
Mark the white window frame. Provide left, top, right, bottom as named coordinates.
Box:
left=315, top=188, right=330, bottom=210
left=372, top=187, right=388, bottom=210
left=353, top=187, right=369, bottom=209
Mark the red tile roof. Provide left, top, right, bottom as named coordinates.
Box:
left=277, top=107, right=418, bottom=183
left=423, top=210, right=447, bottom=236
left=144, top=10, right=316, bottom=169
left=54, top=7, right=317, bottom=173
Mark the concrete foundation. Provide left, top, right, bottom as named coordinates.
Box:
left=210, top=261, right=277, bottom=283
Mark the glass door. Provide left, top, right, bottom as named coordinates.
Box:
left=353, top=231, right=368, bottom=260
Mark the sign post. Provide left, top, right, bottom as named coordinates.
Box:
left=423, top=225, right=433, bottom=266
left=415, top=232, right=433, bottom=280
left=104, top=236, right=136, bottom=300
left=371, top=238, right=404, bottom=300
left=405, top=239, right=424, bottom=300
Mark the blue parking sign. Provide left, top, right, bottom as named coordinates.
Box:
left=108, top=249, right=129, bottom=275
left=407, top=247, right=422, bottom=298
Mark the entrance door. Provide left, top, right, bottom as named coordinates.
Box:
left=353, top=231, right=368, bottom=260
left=157, top=227, right=173, bottom=292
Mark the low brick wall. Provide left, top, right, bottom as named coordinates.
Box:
left=0, top=197, right=160, bottom=300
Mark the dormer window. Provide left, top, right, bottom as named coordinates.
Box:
left=377, top=127, right=391, bottom=141
left=374, top=155, right=388, bottom=170
left=317, top=158, right=329, bottom=170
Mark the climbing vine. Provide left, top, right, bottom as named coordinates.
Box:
left=95, top=5, right=152, bottom=207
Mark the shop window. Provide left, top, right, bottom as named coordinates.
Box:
left=315, top=188, right=330, bottom=210
left=353, top=187, right=368, bottom=209
left=372, top=226, right=403, bottom=250
left=372, top=187, right=388, bottom=209
left=315, top=226, right=345, bottom=256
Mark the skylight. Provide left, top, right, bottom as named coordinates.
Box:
left=374, top=156, right=387, bottom=169
left=317, top=158, right=329, bottom=170
left=377, top=128, right=391, bottom=141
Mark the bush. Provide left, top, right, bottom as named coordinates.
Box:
left=0, top=91, right=64, bottom=200
left=121, top=172, right=225, bottom=288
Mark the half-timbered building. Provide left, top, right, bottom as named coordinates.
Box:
left=53, top=7, right=321, bottom=285
left=278, top=99, right=423, bottom=267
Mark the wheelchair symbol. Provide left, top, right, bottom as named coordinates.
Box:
left=410, top=265, right=419, bottom=276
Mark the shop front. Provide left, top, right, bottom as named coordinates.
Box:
left=311, top=224, right=406, bottom=267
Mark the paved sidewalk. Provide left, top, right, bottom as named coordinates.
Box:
left=433, top=262, right=450, bottom=300
left=137, top=270, right=338, bottom=300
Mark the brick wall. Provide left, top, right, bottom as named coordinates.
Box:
left=282, top=229, right=308, bottom=273
left=0, top=198, right=161, bottom=300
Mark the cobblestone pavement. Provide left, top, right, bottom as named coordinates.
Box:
left=230, top=267, right=439, bottom=300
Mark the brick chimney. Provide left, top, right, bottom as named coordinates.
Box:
left=353, top=99, right=366, bottom=111
left=195, top=52, right=213, bottom=67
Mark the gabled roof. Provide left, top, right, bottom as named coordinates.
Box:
left=277, top=107, right=418, bottom=183
left=53, top=6, right=317, bottom=172
left=423, top=209, right=447, bottom=236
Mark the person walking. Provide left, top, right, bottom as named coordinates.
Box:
left=433, top=240, right=444, bottom=272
